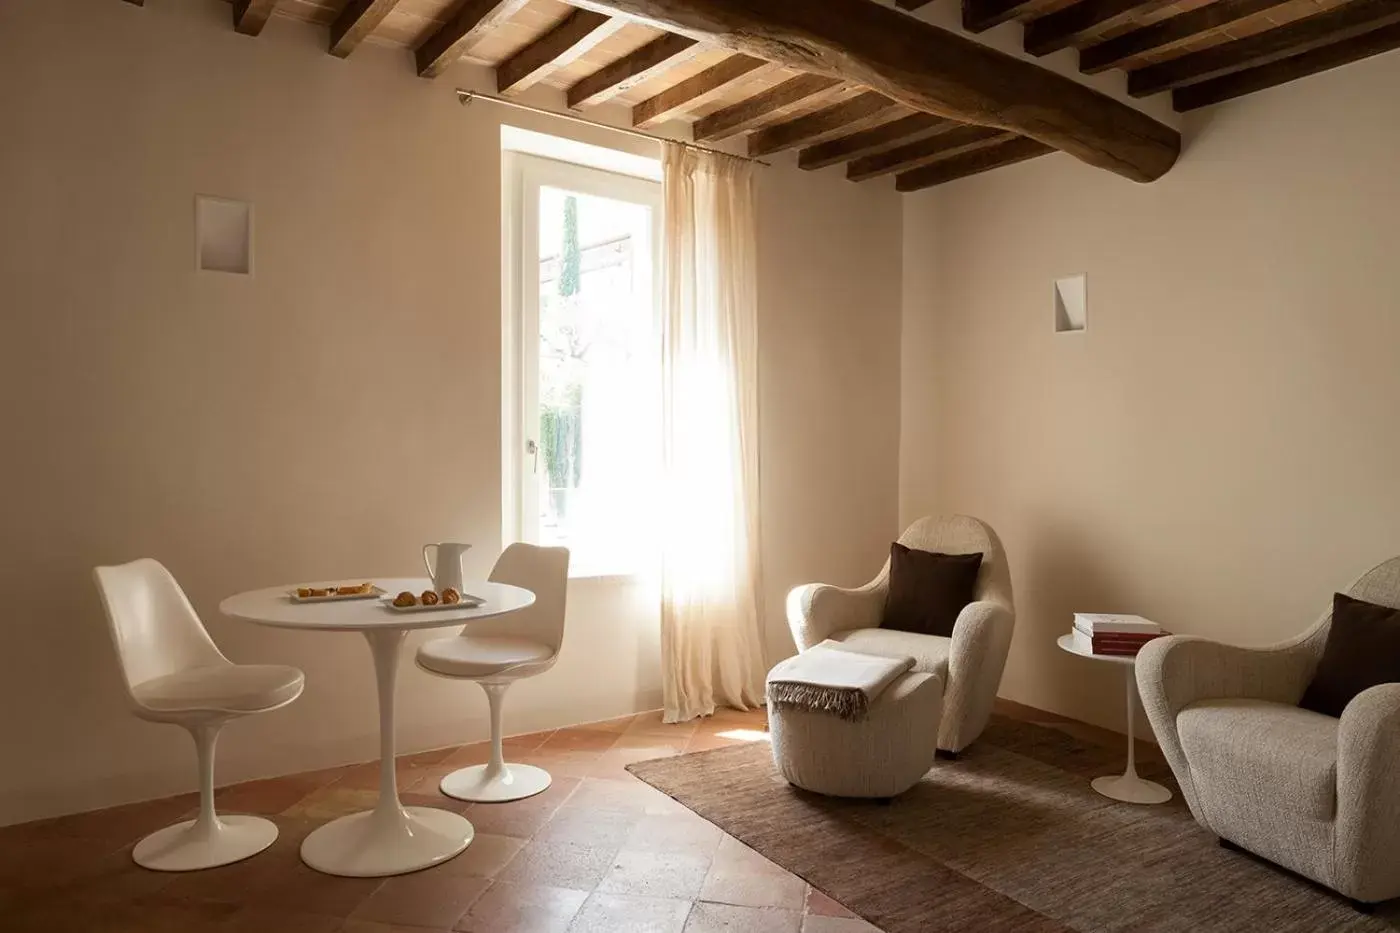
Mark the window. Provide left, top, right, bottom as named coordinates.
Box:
left=504, top=149, right=663, bottom=578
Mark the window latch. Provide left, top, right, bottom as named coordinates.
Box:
left=526, top=439, right=538, bottom=473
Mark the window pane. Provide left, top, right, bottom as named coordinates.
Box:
left=536, top=185, right=658, bottom=575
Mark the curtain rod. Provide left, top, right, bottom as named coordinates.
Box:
left=455, top=89, right=770, bottom=167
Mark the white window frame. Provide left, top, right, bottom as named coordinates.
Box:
left=502, top=151, right=663, bottom=576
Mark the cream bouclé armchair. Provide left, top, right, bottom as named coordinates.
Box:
left=1137, top=556, right=1400, bottom=908
left=785, top=515, right=1015, bottom=755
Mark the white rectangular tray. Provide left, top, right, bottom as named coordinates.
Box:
left=289, top=585, right=386, bottom=604
left=380, top=593, right=485, bottom=613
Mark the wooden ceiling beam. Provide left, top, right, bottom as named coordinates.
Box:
left=329, top=0, right=400, bottom=58
left=568, top=33, right=700, bottom=109
left=693, top=74, right=844, bottom=142
left=847, top=125, right=1006, bottom=182
left=1079, top=0, right=1295, bottom=74
left=567, top=0, right=1179, bottom=182
left=962, top=0, right=1061, bottom=34
left=798, top=113, right=953, bottom=170
left=417, top=0, right=530, bottom=78
left=896, top=136, right=1054, bottom=191
left=747, top=91, right=899, bottom=157
left=632, top=54, right=774, bottom=128
left=497, top=10, right=625, bottom=95
left=233, top=0, right=279, bottom=36
left=1024, top=0, right=1176, bottom=58
left=1174, top=18, right=1400, bottom=111
left=1128, top=0, right=1400, bottom=97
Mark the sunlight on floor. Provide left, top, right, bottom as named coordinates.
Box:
left=716, top=728, right=770, bottom=742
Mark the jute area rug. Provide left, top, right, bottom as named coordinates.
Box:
left=628, top=716, right=1398, bottom=933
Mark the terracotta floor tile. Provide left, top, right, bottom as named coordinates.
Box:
left=567, top=776, right=670, bottom=814
left=0, top=831, right=129, bottom=890
left=453, top=881, right=589, bottom=933
left=340, top=921, right=454, bottom=933
left=433, top=832, right=527, bottom=878
left=539, top=727, right=620, bottom=753
left=596, top=849, right=713, bottom=899
left=30, top=794, right=200, bottom=848
left=457, top=776, right=579, bottom=837
left=569, top=892, right=693, bottom=933
left=803, top=887, right=856, bottom=919
left=699, top=844, right=806, bottom=913
left=493, top=838, right=621, bottom=890
left=684, top=901, right=802, bottom=933
left=575, top=713, right=642, bottom=733
left=245, top=857, right=385, bottom=917
left=219, top=905, right=344, bottom=933
left=534, top=803, right=642, bottom=849
left=512, top=750, right=604, bottom=779
left=43, top=847, right=174, bottom=909
left=623, top=812, right=724, bottom=857
left=349, top=869, right=490, bottom=928
left=282, top=787, right=381, bottom=822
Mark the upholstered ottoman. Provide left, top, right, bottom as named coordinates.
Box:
left=767, top=668, right=943, bottom=798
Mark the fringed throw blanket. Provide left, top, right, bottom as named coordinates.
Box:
left=767, top=641, right=915, bottom=721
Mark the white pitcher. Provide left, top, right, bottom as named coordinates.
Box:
left=422, top=542, right=471, bottom=592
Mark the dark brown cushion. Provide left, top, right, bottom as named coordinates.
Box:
left=881, top=543, right=983, bottom=638
left=1299, top=592, right=1400, bottom=718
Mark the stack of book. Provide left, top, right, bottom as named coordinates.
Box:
left=1072, top=614, right=1165, bottom=657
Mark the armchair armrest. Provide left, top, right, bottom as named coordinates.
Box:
left=942, top=600, right=1014, bottom=752
left=1335, top=683, right=1400, bottom=902
left=785, top=581, right=885, bottom=652
left=1135, top=634, right=1318, bottom=823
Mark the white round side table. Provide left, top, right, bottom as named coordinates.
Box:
left=220, top=578, right=535, bottom=877
left=1055, top=633, right=1172, bottom=805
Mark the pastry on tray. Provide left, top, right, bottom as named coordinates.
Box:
left=420, top=590, right=441, bottom=606
left=334, top=582, right=372, bottom=596
left=296, top=587, right=314, bottom=599
left=392, top=591, right=418, bottom=608
left=441, top=587, right=461, bottom=605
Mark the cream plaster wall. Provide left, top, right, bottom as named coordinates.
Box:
left=899, top=49, right=1400, bottom=735
left=0, top=0, right=902, bottom=824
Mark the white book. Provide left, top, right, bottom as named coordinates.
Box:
left=1073, top=613, right=1160, bottom=636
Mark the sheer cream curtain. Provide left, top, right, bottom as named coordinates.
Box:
left=658, top=142, right=766, bottom=723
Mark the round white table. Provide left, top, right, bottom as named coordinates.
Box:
left=1055, top=633, right=1172, bottom=805
left=220, top=578, right=535, bottom=877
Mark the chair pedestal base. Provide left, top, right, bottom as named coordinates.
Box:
left=133, top=815, right=278, bottom=871
left=441, top=763, right=552, bottom=803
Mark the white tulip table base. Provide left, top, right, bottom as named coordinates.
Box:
left=133, top=815, right=279, bottom=872
left=440, top=763, right=553, bottom=803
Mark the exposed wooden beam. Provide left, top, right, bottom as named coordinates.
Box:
left=747, top=92, right=898, bottom=157
left=568, top=0, right=1180, bottom=182
left=1174, top=19, right=1400, bottom=111
left=497, top=10, right=624, bottom=95
left=567, top=34, right=699, bottom=109
left=693, top=74, right=843, bottom=142
left=416, top=0, right=530, bottom=78
left=962, top=0, right=1060, bottom=34
left=847, top=125, right=1006, bottom=182
left=329, top=0, right=400, bottom=58
left=1079, top=0, right=1295, bottom=74
left=1024, top=0, right=1175, bottom=58
left=798, top=113, right=952, bottom=170
left=1128, top=0, right=1400, bottom=97
left=232, top=0, right=278, bottom=36
left=633, top=54, right=774, bottom=127
left=896, top=137, right=1054, bottom=191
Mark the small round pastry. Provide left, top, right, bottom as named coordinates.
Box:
left=297, top=587, right=313, bottom=599
left=392, top=591, right=417, bottom=608
left=308, top=588, right=329, bottom=598
left=420, top=590, right=441, bottom=606
left=441, top=587, right=461, bottom=605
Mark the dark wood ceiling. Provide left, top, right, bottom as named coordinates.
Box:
left=171, top=0, right=1400, bottom=189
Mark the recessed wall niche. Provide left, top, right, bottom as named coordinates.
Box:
left=1054, top=274, right=1087, bottom=333
left=195, top=195, right=252, bottom=275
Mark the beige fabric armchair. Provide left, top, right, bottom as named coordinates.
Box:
left=785, top=515, right=1015, bottom=754
left=1137, top=556, right=1400, bottom=907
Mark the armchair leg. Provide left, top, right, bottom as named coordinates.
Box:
left=935, top=749, right=960, bottom=761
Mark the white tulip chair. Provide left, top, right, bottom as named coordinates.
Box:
left=93, top=559, right=305, bottom=871
left=416, top=543, right=569, bottom=803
